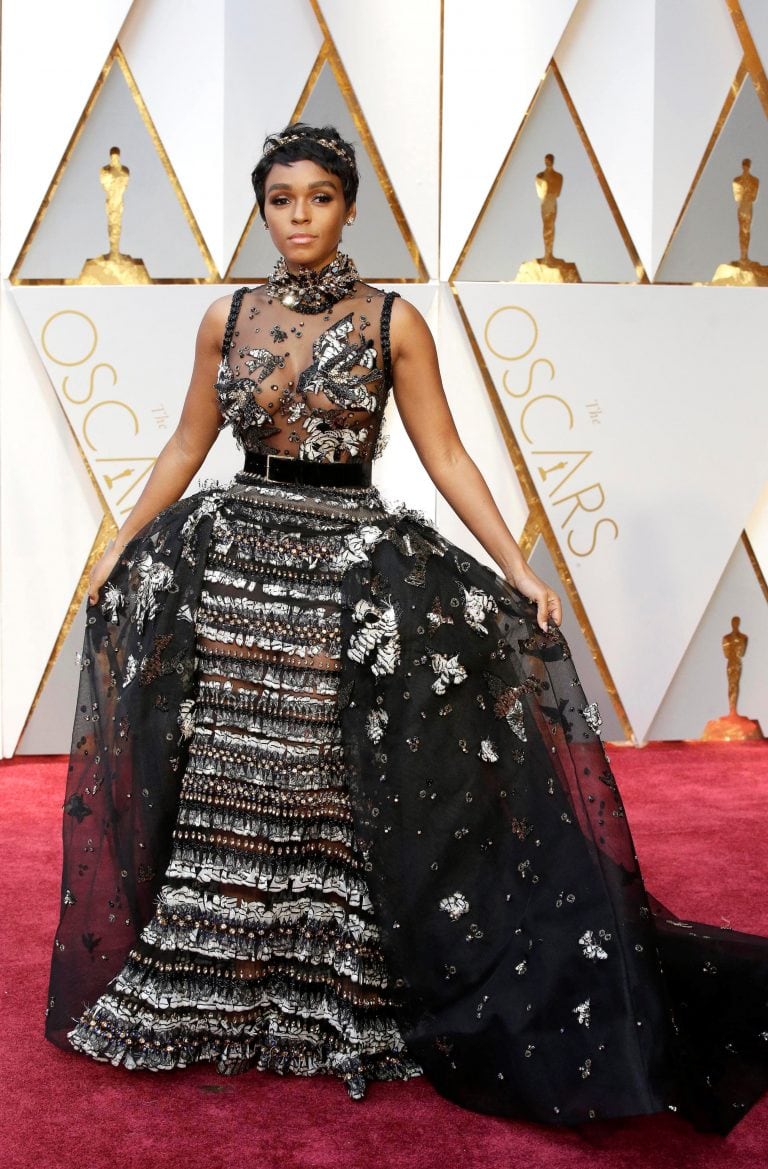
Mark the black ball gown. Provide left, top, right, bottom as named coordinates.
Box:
left=45, top=254, right=768, bottom=1130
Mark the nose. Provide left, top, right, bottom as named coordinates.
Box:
left=291, top=199, right=310, bottom=223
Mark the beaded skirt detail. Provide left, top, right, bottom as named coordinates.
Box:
left=66, top=474, right=423, bottom=1101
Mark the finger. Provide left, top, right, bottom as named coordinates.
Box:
left=536, top=596, right=549, bottom=632
left=548, top=593, right=563, bottom=627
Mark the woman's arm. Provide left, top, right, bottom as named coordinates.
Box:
left=389, top=296, right=562, bottom=632
left=87, top=294, right=231, bottom=602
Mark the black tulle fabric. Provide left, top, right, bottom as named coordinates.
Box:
left=45, top=278, right=768, bottom=1132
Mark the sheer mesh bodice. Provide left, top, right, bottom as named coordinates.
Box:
left=216, top=282, right=399, bottom=464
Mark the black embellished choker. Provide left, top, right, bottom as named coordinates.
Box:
left=264, top=251, right=360, bottom=314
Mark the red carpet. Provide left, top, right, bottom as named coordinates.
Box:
left=2, top=744, right=767, bottom=1169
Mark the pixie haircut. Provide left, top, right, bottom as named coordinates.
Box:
left=251, top=123, right=359, bottom=217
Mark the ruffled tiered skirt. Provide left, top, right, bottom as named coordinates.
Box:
left=65, top=475, right=422, bottom=1099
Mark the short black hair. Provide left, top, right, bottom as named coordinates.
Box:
left=251, top=122, right=359, bottom=217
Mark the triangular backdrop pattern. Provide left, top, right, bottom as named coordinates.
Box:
left=648, top=536, right=768, bottom=739
left=656, top=75, right=768, bottom=284
left=455, top=67, right=639, bottom=283
left=455, top=281, right=768, bottom=741
left=229, top=56, right=423, bottom=281
left=13, top=50, right=214, bottom=284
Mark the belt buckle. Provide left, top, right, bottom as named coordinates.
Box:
left=265, top=452, right=300, bottom=484
left=265, top=452, right=283, bottom=481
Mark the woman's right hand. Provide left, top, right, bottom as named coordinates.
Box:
left=87, top=541, right=121, bottom=606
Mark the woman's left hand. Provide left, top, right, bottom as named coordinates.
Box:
left=507, top=563, right=563, bottom=632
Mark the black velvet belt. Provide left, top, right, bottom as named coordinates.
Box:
left=243, top=451, right=372, bottom=487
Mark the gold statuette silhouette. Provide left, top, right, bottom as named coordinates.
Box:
left=515, top=154, right=581, bottom=284
left=711, top=158, right=768, bottom=287
left=702, top=616, right=764, bottom=740
left=79, top=147, right=151, bottom=285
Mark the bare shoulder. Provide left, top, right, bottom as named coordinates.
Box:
left=389, top=293, right=436, bottom=357
left=195, top=290, right=243, bottom=353
left=201, top=292, right=236, bottom=331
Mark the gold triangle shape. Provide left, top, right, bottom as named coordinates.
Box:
left=742, top=529, right=768, bottom=604
left=729, top=1, right=768, bottom=117
left=10, top=43, right=219, bottom=285
left=12, top=506, right=117, bottom=755
left=646, top=530, right=768, bottom=740
left=449, top=283, right=634, bottom=741
left=225, top=6, right=428, bottom=282
left=450, top=61, right=646, bottom=285
left=653, top=59, right=747, bottom=281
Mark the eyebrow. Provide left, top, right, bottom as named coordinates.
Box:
left=266, top=179, right=338, bottom=193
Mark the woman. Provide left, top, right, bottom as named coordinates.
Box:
left=45, top=123, right=768, bottom=1131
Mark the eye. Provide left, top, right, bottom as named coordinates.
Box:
left=313, top=193, right=332, bottom=203
left=269, top=196, right=290, bottom=206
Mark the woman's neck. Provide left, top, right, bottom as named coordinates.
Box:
left=284, top=249, right=339, bottom=276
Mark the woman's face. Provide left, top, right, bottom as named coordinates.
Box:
left=262, top=158, right=353, bottom=272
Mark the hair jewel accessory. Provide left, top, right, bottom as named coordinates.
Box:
left=263, top=134, right=356, bottom=168
left=264, top=250, right=360, bottom=313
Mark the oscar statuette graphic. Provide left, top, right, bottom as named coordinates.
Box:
left=78, top=146, right=151, bottom=285
left=711, top=159, right=768, bottom=287
left=515, top=153, right=581, bottom=283
left=702, top=616, right=764, bottom=740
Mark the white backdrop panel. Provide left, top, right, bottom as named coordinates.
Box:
left=11, top=287, right=244, bottom=526
left=434, top=284, right=528, bottom=561
left=651, top=1, right=742, bottom=279
left=747, top=483, right=768, bottom=585
left=121, top=0, right=323, bottom=276
left=0, top=0, right=133, bottom=275
left=320, top=0, right=441, bottom=277
left=740, top=0, right=768, bottom=64
left=120, top=0, right=226, bottom=272
left=441, top=0, right=579, bottom=279
left=648, top=537, right=768, bottom=740
left=458, top=282, right=768, bottom=741
left=375, top=284, right=440, bottom=516
left=0, top=288, right=103, bottom=755
left=555, top=0, right=655, bottom=274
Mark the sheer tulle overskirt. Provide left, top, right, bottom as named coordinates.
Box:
left=45, top=477, right=768, bottom=1132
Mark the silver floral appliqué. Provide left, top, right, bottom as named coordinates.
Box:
left=582, top=702, right=603, bottom=735
left=122, top=654, right=138, bottom=688
left=101, top=582, right=125, bottom=624
left=348, top=598, right=400, bottom=677
left=579, top=930, right=608, bottom=961
left=338, top=525, right=382, bottom=571
left=459, top=584, right=498, bottom=636
left=177, top=698, right=196, bottom=741
left=366, top=708, right=389, bottom=744
left=430, top=653, right=468, bottom=695
left=132, top=552, right=178, bottom=632
left=478, top=739, right=499, bottom=763
left=573, top=998, right=591, bottom=1027
left=439, top=892, right=470, bottom=920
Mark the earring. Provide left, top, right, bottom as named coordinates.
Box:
left=263, top=221, right=269, bottom=230
left=345, top=216, right=355, bottom=226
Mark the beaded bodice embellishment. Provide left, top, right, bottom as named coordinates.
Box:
left=216, top=277, right=398, bottom=465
